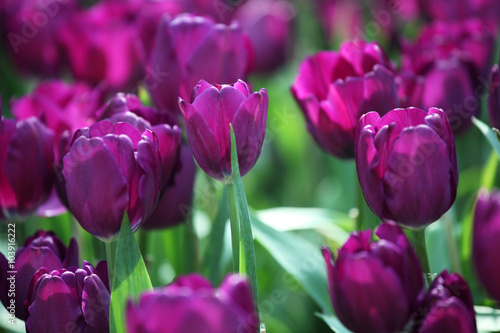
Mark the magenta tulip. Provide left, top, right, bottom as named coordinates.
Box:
left=180, top=79, right=268, bottom=183
left=356, top=107, right=458, bottom=228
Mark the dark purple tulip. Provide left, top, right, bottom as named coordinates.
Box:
left=415, top=270, right=476, bottom=333
left=180, top=80, right=268, bottom=183
left=148, top=14, right=254, bottom=114
left=143, top=145, right=197, bottom=229
left=291, top=39, right=398, bottom=158
left=395, top=70, right=424, bottom=109
left=473, top=188, right=500, bottom=302
left=25, top=261, right=110, bottom=333
left=322, top=221, right=424, bottom=333
left=0, top=117, right=55, bottom=220
left=0, top=230, right=78, bottom=320
left=402, top=19, right=495, bottom=134
left=58, top=1, right=144, bottom=92
left=127, top=273, right=258, bottom=333
left=487, top=65, right=500, bottom=129
left=419, top=0, right=500, bottom=26
left=356, top=107, right=458, bottom=228
left=63, top=118, right=181, bottom=241
left=233, top=0, right=295, bottom=73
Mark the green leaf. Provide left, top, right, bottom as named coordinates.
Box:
left=475, top=306, right=500, bottom=332
left=472, top=117, right=500, bottom=159
left=109, top=217, right=153, bottom=333
left=251, top=215, right=332, bottom=314
left=316, top=313, right=353, bottom=333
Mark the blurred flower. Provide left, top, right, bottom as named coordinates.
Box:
left=415, top=270, right=476, bottom=333
left=473, top=188, right=500, bottom=303
left=395, top=70, right=425, bottom=108
left=322, top=221, right=424, bottom=333
left=1, top=0, right=77, bottom=76
left=312, top=0, right=363, bottom=42
left=127, top=273, right=258, bottom=333
left=180, top=79, right=268, bottom=183
left=402, top=19, right=495, bottom=134
left=419, top=0, right=500, bottom=27
left=233, top=0, right=295, bottom=73
left=0, top=230, right=78, bottom=320
left=148, top=14, right=254, bottom=114
left=143, top=145, right=197, bottom=230
left=25, top=260, right=109, bottom=333
left=58, top=1, right=144, bottom=92
left=356, top=107, right=458, bottom=228
left=62, top=117, right=181, bottom=241
left=0, top=116, right=55, bottom=220
left=291, top=39, right=398, bottom=158
left=487, top=64, right=500, bottom=129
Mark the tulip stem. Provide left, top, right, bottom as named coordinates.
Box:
left=105, top=240, right=117, bottom=289
left=356, top=181, right=364, bottom=231
left=411, top=228, right=433, bottom=287
left=226, top=183, right=241, bottom=272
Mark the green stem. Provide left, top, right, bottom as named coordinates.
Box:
left=183, top=214, right=198, bottom=273
left=105, top=241, right=117, bottom=289
left=355, top=181, right=364, bottom=231
left=411, top=228, right=433, bottom=287
left=204, top=189, right=228, bottom=284
left=226, top=183, right=240, bottom=272
left=443, top=213, right=462, bottom=275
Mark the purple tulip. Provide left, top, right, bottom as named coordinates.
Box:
left=473, top=188, right=500, bottom=302
left=25, top=261, right=110, bottom=333
left=0, top=230, right=78, bottom=320
left=356, top=107, right=458, bottom=228
left=148, top=14, right=254, bottom=114
left=233, top=0, right=295, bottom=73
left=415, top=270, right=476, bottom=333
left=180, top=79, right=268, bottom=183
left=402, top=19, right=495, bottom=134
left=291, top=39, right=398, bottom=158
left=127, top=273, right=258, bottom=333
left=487, top=65, right=500, bottom=129
left=312, top=0, right=364, bottom=42
left=322, top=221, right=424, bottom=333
left=58, top=1, right=144, bottom=92
left=0, top=117, right=55, bottom=220
left=420, top=0, right=500, bottom=26
left=143, top=145, right=197, bottom=229
left=62, top=117, right=181, bottom=241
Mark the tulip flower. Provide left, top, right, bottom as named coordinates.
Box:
left=143, top=145, right=197, bottom=229
left=25, top=261, right=110, bottom=333
left=148, top=14, right=254, bottom=114
left=322, top=221, right=424, bottom=333
left=0, top=230, right=78, bottom=320
left=415, top=270, right=476, bottom=333
left=180, top=79, right=268, bottom=183
left=62, top=117, right=181, bottom=241
left=356, top=107, right=458, bottom=228
left=473, top=188, right=500, bottom=302
left=127, top=273, right=258, bottom=333
left=0, top=117, right=55, bottom=220
left=420, top=0, right=500, bottom=26
left=402, top=19, right=494, bottom=134
left=291, top=39, right=398, bottom=158
left=488, top=65, right=500, bottom=129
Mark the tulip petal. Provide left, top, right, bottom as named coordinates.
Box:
left=419, top=297, right=476, bottom=333
left=82, top=274, right=110, bottom=330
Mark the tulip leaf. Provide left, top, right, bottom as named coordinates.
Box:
left=475, top=306, right=500, bottom=332
left=109, top=216, right=153, bottom=333
left=472, top=117, right=500, bottom=159
left=251, top=215, right=333, bottom=315
left=315, top=313, right=353, bottom=333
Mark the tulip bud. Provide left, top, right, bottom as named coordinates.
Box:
left=148, top=14, right=254, bottom=114
left=0, top=117, right=55, bottom=220
left=62, top=117, right=181, bottom=241
left=180, top=79, right=268, bottom=183
left=25, top=261, right=110, bottom=333
left=0, top=230, right=78, bottom=320
left=487, top=65, right=500, bottom=129
left=415, top=270, right=476, bottom=333
left=291, top=40, right=398, bottom=158
left=356, top=107, right=458, bottom=228
left=127, top=273, right=258, bottom=333
left=473, top=188, right=500, bottom=302
left=322, top=221, right=424, bottom=333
